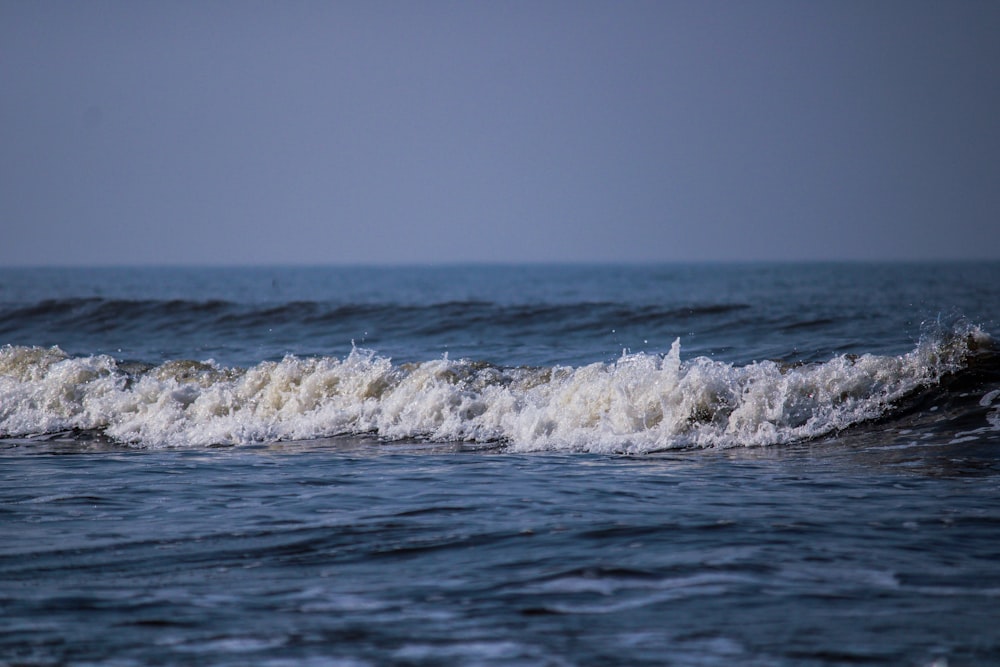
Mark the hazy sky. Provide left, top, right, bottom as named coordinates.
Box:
left=2, top=1, right=999, bottom=265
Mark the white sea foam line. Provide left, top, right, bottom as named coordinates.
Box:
left=876, top=441, right=938, bottom=451
left=980, top=389, right=1000, bottom=407
left=544, top=573, right=755, bottom=615
left=0, top=326, right=991, bottom=452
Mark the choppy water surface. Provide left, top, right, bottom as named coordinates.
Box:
left=1, top=263, right=999, bottom=665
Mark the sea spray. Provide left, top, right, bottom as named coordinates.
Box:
left=1, top=325, right=991, bottom=452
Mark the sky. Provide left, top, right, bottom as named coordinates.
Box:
left=2, top=1, right=999, bottom=265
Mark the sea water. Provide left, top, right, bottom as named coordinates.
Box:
left=1, top=263, right=999, bottom=666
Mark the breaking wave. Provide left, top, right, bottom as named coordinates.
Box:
left=0, top=325, right=995, bottom=453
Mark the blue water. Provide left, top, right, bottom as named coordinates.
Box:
left=2, top=263, right=999, bottom=665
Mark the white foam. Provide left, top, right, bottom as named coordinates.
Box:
left=0, top=327, right=991, bottom=452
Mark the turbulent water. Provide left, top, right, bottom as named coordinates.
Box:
left=2, top=263, right=999, bottom=666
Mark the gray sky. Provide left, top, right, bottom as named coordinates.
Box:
left=2, top=0, right=999, bottom=265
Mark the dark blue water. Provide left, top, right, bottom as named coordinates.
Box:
left=2, top=263, right=999, bottom=665
left=3, top=262, right=993, bottom=367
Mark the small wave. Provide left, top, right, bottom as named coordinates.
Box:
left=0, top=298, right=753, bottom=331
left=0, top=325, right=994, bottom=452
left=0, top=298, right=236, bottom=336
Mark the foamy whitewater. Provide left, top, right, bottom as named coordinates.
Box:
left=2, top=263, right=999, bottom=666
left=0, top=325, right=992, bottom=451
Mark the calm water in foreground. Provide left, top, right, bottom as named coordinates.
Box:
left=1, top=263, right=999, bottom=666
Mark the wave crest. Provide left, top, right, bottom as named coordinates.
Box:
left=0, top=326, right=994, bottom=452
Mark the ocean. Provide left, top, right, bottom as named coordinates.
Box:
left=1, top=262, right=999, bottom=666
